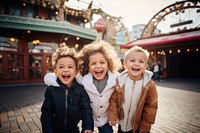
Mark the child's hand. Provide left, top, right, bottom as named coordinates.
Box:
left=108, top=121, right=117, bottom=126
left=84, top=130, right=92, bottom=133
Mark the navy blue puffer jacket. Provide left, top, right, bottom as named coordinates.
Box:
left=41, top=78, right=94, bottom=133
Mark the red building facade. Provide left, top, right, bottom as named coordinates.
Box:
left=0, top=0, right=97, bottom=86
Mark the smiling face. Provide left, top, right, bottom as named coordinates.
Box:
left=88, top=52, right=108, bottom=80
left=54, top=57, right=78, bottom=87
left=124, top=51, right=147, bottom=81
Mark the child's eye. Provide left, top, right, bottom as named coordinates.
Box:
left=139, top=60, right=144, bottom=63
left=91, top=62, right=96, bottom=65
left=59, top=66, right=64, bottom=69
left=68, top=65, right=73, bottom=69
left=130, top=59, right=135, bottom=62
left=100, top=61, right=105, bottom=64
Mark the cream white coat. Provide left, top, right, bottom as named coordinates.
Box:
left=76, top=71, right=116, bottom=127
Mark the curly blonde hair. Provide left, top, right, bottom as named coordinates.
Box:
left=78, top=41, right=122, bottom=76
left=124, top=46, right=150, bottom=63
left=52, top=46, right=78, bottom=69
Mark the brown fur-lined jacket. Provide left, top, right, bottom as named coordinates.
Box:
left=108, top=70, right=158, bottom=132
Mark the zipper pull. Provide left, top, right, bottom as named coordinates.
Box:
left=65, top=90, right=68, bottom=95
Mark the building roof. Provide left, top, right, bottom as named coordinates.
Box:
left=0, top=14, right=97, bottom=40
left=120, top=29, right=200, bottom=49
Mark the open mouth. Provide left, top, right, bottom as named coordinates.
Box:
left=132, top=67, right=140, bottom=71
left=95, top=70, right=103, bottom=76
left=62, top=74, right=70, bottom=80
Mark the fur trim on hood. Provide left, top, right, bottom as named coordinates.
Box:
left=118, top=69, right=153, bottom=88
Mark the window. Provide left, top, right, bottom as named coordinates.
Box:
left=0, top=53, right=2, bottom=80
left=29, top=55, right=42, bottom=79
left=28, top=41, right=58, bottom=53
left=7, top=53, right=24, bottom=79
left=0, top=36, right=18, bottom=52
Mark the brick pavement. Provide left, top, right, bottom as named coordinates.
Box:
left=0, top=78, right=200, bottom=133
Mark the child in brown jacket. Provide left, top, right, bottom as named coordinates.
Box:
left=108, top=46, right=158, bottom=133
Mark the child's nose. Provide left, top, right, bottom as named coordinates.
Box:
left=96, top=63, right=101, bottom=67
left=64, top=67, right=69, bottom=71
left=134, top=61, right=139, bottom=65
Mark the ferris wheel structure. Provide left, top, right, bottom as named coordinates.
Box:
left=141, top=0, right=200, bottom=38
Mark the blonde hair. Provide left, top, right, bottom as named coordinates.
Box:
left=124, top=46, right=149, bottom=63
left=78, top=41, right=122, bottom=76
left=52, top=46, right=78, bottom=69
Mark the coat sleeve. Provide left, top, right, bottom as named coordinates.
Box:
left=108, top=88, right=119, bottom=122
left=79, top=88, right=94, bottom=132
left=139, top=81, right=158, bottom=132
left=40, top=87, right=55, bottom=133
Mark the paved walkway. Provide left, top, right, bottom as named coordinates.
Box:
left=0, top=78, right=200, bottom=133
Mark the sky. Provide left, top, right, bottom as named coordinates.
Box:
left=66, top=0, right=200, bottom=33
left=94, top=0, right=175, bottom=30
left=66, top=0, right=176, bottom=30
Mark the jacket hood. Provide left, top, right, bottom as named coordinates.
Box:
left=44, top=73, right=59, bottom=86
left=118, top=69, right=153, bottom=87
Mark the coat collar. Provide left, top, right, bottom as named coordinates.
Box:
left=118, top=69, right=153, bottom=88
left=56, top=78, right=78, bottom=90
left=81, top=70, right=117, bottom=93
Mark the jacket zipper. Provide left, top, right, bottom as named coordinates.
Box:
left=65, top=90, right=68, bottom=126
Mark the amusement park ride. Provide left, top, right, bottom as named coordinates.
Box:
left=54, top=0, right=200, bottom=49
left=0, top=0, right=199, bottom=84
left=141, top=0, right=200, bottom=38
left=51, top=0, right=130, bottom=46
left=120, top=0, right=200, bottom=49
